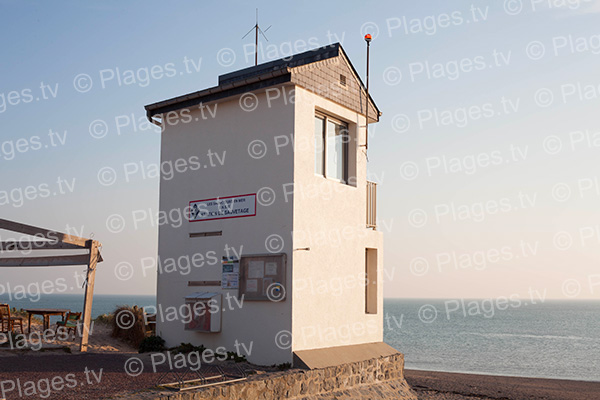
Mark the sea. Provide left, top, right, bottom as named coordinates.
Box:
left=2, top=294, right=598, bottom=382
left=384, top=299, right=600, bottom=382
left=0, top=293, right=156, bottom=320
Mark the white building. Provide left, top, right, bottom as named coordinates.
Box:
left=145, top=43, right=392, bottom=367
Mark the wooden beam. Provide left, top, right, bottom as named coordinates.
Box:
left=0, top=219, right=88, bottom=248
left=80, top=240, right=99, bottom=352
left=0, top=241, right=83, bottom=251
left=0, top=254, right=91, bottom=267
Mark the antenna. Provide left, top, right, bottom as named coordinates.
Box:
left=242, top=8, right=271, bottom=66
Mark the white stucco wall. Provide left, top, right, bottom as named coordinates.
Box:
left=156, top=83, right=383, bottom=365
left=291, top=86, right=384, bottom=352
left=156, top=87, right=296, bottom=365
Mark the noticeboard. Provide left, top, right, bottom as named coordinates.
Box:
left=238, top=254, right=286, bottom=301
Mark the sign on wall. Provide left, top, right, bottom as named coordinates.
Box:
left=189, top=193, right=256, bottom=222
left=239, top=254, right=286, bottom=301
left=221, top=256, right=240, bottom=289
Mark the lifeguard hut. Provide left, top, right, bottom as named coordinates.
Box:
left=145, top=42, right=393, bottom=366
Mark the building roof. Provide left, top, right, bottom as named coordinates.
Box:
left=144, top=43, right=381, bottom=123
left=217, top=43, right=346, bottom=85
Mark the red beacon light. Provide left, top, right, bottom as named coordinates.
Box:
left=364, top=34, right=372, bottom=43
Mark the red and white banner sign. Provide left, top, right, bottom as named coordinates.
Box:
left=189, top=193, right=256, bottom=222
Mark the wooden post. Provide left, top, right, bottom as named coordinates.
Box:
left=0, top=219, right=103, bottom=352
left=80, top=240, right=99, bottom=352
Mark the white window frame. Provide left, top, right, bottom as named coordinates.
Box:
left=315, top=112, right=349, bottom=184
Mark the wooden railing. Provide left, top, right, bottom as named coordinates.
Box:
left=366, top=181, right=377, bottom=229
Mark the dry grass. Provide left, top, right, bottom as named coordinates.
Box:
left=110, top=305, right=146, bottom=348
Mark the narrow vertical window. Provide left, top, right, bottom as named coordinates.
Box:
left=365, top=248, right=377, bottom=314
left=315, top=116, right=325, bottom=175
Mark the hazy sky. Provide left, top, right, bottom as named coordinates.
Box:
left=1, top=0, right=599, bottom=299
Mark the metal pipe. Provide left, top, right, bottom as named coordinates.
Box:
left=364, top=34, right=372, bottom=150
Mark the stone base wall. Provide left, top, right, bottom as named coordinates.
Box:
left=119, top=354, right=417, bottom=400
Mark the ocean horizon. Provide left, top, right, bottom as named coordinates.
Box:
left=384, top=298, right=600, bottom=383
left=2, top=294, right=598, bottom=382
left=0, top=293, right=156, bottom=320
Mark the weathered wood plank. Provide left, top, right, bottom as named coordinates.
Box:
left=0, top=254, right=91, bottom=267
left=80, top=240, right=99, bottom=352
left=0, top=219, right=88, bottom=247
left=0, top=241, right=83, bottom=251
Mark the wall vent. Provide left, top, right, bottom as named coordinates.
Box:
left=190, top=231, right=222, bottom=238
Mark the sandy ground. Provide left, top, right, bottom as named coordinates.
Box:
left=2, top=362, right=599, bottom=400
left=1, top=357, right=599, bottom=399
left=2, top=323, right=599, bottom=400
left=0, top=318, right=137, bottom=354
left=405, top=369, right=600, bottom=400
left=0, top=319, right=255, bottom=400
left=0, top=319, right=145, bottom=399
left=0, top=351, right=253, bottom=400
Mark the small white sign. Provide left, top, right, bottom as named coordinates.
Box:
left=248, top=261, right=265, bottom=279
left=246, top=279, right=258, bottom=292
left=265, top=262, right=278, bottom=276
left=189, top=193, right=256, bottom=222
left=222, top=273, right=239, bottom=289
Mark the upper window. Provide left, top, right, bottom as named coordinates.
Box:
left=315, top=114, right=348, bottom=183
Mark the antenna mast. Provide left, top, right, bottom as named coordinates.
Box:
left=242, top=9, right=271, bottom=66
left=363, top=34, right=372, bottom=150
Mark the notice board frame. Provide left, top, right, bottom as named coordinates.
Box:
left=238, top=253, right=286, bottom=301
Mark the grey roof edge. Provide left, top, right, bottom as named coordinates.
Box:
left=145, top=68, right=291, bottom=114
left=146, top=73, right=293, bottom=117
left=144, top=42, right=381, bottom=119
left=218, top=43, right=341, bottom=85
